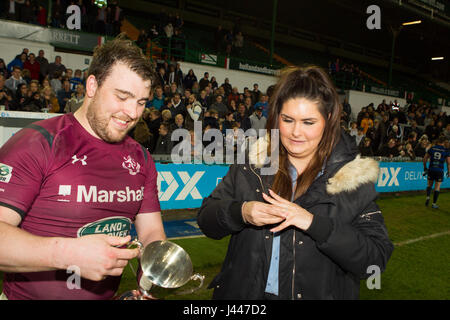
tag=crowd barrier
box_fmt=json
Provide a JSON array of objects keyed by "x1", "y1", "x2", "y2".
[{"x1": 156, "y1": 160, "x2": 450, "y2": 210}]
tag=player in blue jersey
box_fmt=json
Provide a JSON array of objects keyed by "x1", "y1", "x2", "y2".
[{"x1": 423, "y1": 136, "x2": 450, "y2": 209}]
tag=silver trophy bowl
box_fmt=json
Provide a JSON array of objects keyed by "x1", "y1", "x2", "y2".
[{"x1": 118, "y1": 239, "x2": 204, "y2": 300}]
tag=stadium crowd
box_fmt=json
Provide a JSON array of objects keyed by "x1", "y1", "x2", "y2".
[
  {"x1": 1, "y1": 44, "x2": 449, "y2": 160},
  {"x1": 1, "y1": 0, "x2": 124, "y2": 36}
]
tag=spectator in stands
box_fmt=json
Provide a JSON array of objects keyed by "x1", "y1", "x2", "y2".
[
  {"x1": 149, "y1": 85, "x2": 165, "y2": 111},
  {"x1": 221, "y1": 78, "x2": 232, "y2": 97},
  {"x1": 348, "y1": 121, "x2": 358, "y2": 137},
  {"x1": 23, "y1": 89, "x2": 42, "y2": 112},
  {"x1": 197, "y1": 89, "x2": 209, "y2": 110},
  {"x1": 443, "y1": 124, "x2": 450, "y2": 141},
  {"x1": 41, "y1": 85, "x2": 60, "y2": 113},
  {"x1": 209, "y1": 95, "x2": 228, "y2": 119},
  {"x1": 7, "y1": 52, "x2": 27, "y2": 73},
  {"x1": 153, "y1": 122, "x2": 173, "y2": 155},
  {"x1": 214, "y1": 25, "x2": 225, "y2": 53},
  {"x1": 167, "y1": 82, "x2": 179, "y2": 99},
  {"x1": 23, "y1": 53, "x2": 40, "y2": 81},
  {"x1": 251, "y1": 83, "x2": 262, "y2": 104},
  {"x1": 234, "y1": 102, "x2": 251, "y2": 132},
  {"x1": 365, "y1": 119, "x2": 382, "y2": 153},
  {"x1": 37, "y1": 4, "x2": 47, "y2": 26},
  {"x1": 136, "y1": 29, "x2": 149, "y2": 50},
  {"x1": 5, "y1": 66, "x2": 25, "y2": 96},
  {"x1": 379, "y1": 138, "x2": 399, "y2": 158},
  {"x1": 35, "y1": 50, "x2": 49, "y2": 83},
  {"x1": 20, "y1": 0, "x2": 34, "y2": 24},
  {"x1": 404, "y1": 120, "x2": 423, "y2": 139},
  {"x1": 249, "y1": 106, "x2": 267, "y2": 136},
  {"x1": 360, "y1": 113, "x2": 373, "y2": 135},
  {"x1": 50, "y1": 71, "x2": 63, "y2": 93},
  {"x1": 64, "y1": 83, "x2": 85, "y2": 113},
  {"x1": 185, "y1": 94, "x2": 203, "y2": 131},
  {"x1": 133, "y1": 114, "x2": 153, "y2": 150},
  {"x1": 342, "y1": 98, "x2": 351, "y2": 122},
  {"x1": 95, "y1": 4, "x2": 107, "y2": 34},
  {"x1": 405, "y1": 132, "x2": 418, "y2": 149},
  {"x1": 222, "y1": 112, "x2": 234, "y2": 135},
  {"x1": 157, "y1": 67, "x2": 167, "y2": 87},
  {"x1": 145, "y1": 109, "x2": 161, "y2": 152},
  {"x1": 170, "y1": 113, "x2": 185, "y2": 133},
  {"x1": 169, "y1": 93, "x2": 186, "y2": 118},
  {"x1": 51, "y1": 0, "x2": 64, "y2": 28},
  {"x1": 183, "y1": 69, "x2": 197, "y2": 91},
  {"x1": 203, "y1": 110, "x2": 220, "y2": 130},
  {"x1": 21, "y1": 69, "x2": 31, "y2": 84},
  {"x1": 48, "y1": 56, "x2": 66, "y2": 80},
  {"x1": 57, "y1": 78, "x2": 73, "y2": 112},
  {"x1": 400, "y1": 142, "x2": 416, "y2": 161},
  {"x1": 149, "y1": 24, "x2": 159, "y2": 40},
  {"x1": 254, "y1": 94, "x2": 269, "y2": 119},
  {"x1": 70, "y1": 69, "x2": 83, "y2": 91},
  {"x1": 425, "y1": 119, "x2": 440, "y2": 142},
  {"x1": 6, "y1": 0, "x2": 18, "y2": 20},
  {"x1": 199, "y1": 72, "x2": 210, "y2": 91},
  {"x1": 355, "y1": 127, "x2": 365, "y2": 146},
  {"x1": 233, "y1": 31, "x2": 244, "y2": 55},
  {"x1": 191, "y1": 81, "x2": 200, "y2": 95},
  {"x1": 210, "y1": 76, "x2": 218, "y2": 91},
  {"x1": 0, "y1": 59, "x2": 9, "y2": 79},
  {"x1": 227, "y1": 86, "x2": 239, "y2": 106},
  {"x1": 0, "y1": 75, "x2": 13, "y2": 109},
  {"x1": 11, "y1": 83, "x2": 29, "y2": 111},
  {"x1": 359, "y1": 137, "x2": 374, "y2": 157},
  {"x1": 387, "y1": 124, "x2": 402, "y2": 142},
  {"x1": 244, "y1": 96, "x2": 254, "y2": 116},
  {"x1": 227, "y1": 98, "x2": 238, "y2": 114},
  {"x1": 29, "y1": 79, "x2": 39, "y2": 96}
]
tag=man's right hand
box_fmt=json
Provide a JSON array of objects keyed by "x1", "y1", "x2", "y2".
[{"x1": 54, "y1": 234, "x2": 139, "y2": 281}]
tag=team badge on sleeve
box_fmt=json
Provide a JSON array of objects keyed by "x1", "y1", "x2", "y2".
[{"x1": 0, "y1": 163, "x2": 13, "y2": 183}]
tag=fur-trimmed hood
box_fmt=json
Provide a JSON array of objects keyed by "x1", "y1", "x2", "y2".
[{"x1": 247, "y1": 131, "x2": 379, "y2": 195}]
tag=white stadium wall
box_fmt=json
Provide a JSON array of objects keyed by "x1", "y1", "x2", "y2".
[
  {"x1": 0, "y1": 37, "x2": 92, "y2": 74},
  {"x1": 179, "y1": 61, "x2": 278, "y2": 94},
  {"x1": 347, "y1": 90, "x2": 407, "y2": 120}
]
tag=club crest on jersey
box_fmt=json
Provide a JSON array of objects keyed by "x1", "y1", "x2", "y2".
[{"x1": 122, "y1": 155, "x2": 140, "y2": 175}]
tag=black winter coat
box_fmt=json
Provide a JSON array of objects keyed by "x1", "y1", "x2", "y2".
[{"x1": 197, "y1": 131, "x2": 394, "y2": 300}]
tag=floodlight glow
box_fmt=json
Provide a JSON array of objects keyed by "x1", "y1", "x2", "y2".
[
  {"x1": 402, "y1": 20, "x2": 422, "y2": 26},
  {"x1": 431, "y1": 57, "x2": 444, "y2": 61}
]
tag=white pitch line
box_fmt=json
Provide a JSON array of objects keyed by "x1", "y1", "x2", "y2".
[{"x1": 394, "y1": 230, "x2": 450, "y2": 247}]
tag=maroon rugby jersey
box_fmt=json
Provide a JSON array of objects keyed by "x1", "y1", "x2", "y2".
[{"x1": 0, "y1": 113, "x2": 161, "y2": 300}]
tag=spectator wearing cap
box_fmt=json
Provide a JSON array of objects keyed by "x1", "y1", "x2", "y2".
[
  {"x1": 249, "y1": 105, "x2": 267, "y2": 137},
  {"x1": 253, "y1": 94, "x2": 269, "y2": 118}
]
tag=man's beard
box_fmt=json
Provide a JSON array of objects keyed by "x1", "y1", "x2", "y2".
[{"x1": 86, "y1": 96, "x2": 135, "y2": 143}]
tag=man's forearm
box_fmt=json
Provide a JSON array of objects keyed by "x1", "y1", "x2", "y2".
[{"x1": 0, "y1": 221, "x2": 64, "y2": 273}]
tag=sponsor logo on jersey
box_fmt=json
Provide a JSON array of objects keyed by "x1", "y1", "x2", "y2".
[
  {"x1": 76, "y1": 185, "x2": 144, "y2": 203},
  {"x1": 122, "y1": 155, "x2": 140, "y2": 175},
  {"x1": 77, "y1": 216, "x2": 132, "y2": 237},
  {"x1": 72, "y1": 155, "x2": 87, "y2": 165},
  {"x1": 0, "y1": 163, "x2": 13, "y2": 183}
]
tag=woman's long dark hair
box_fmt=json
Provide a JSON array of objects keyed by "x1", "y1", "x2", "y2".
[{"x1": 267, "y1": 65, "x2": 342, "y2": 200}]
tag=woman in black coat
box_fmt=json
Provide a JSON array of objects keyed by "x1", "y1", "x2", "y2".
[{"x1": 197, "y1": 66, "x2": 393, "y2": 300}]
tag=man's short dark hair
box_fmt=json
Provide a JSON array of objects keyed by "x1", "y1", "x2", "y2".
[{"x1": 88, "y1": 34, "x2": 155, "y2": 88}]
